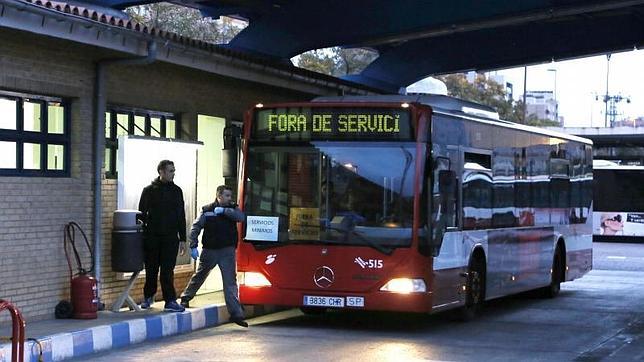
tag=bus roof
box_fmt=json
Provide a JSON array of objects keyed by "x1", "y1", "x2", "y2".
[
  {"x1": 314, "y1": 94, "x2": 499, "y2": 119},
  {"x1": 312, "y1": 94, "x2": 592, "y2": 146},
  {"x1": 593, "y1": 159, "x2": 620, "y2": 168}
]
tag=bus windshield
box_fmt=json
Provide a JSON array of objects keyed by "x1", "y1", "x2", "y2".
[{"x1": 243, "y1": 141, "x2": 421, "y2": 250}]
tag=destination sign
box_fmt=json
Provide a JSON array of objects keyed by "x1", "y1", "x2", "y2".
[{"x1": 252, "y1": 107, "x2": 413, "y2": 141}]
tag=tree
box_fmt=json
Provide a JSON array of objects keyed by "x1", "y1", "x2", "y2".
[
  {"x1": 125, "y1": 3, "x2": 243, "y2": 43},
  {"x1": 126, "y1": 5, "x2": 378, "y2": 77},
  {"x1": 524, "y1": 113, "x2": 561, "y2": 127},
  {"x1": 436, "y1": 74, "x2": 558, "y2": 126},
  {"x1": 295, "y1": 49, "x2": 339, "y2": 75},
  {"x1": 333, "y1": 48, "x2": 378, "y2": 76},
  {"x1": 293, "y1": 47, "x2": 377, "y2": 76},
  {"x1": 436, "y1": 73, "x2": 516, "y2": 121}
]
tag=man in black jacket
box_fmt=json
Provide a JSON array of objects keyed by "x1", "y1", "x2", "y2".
[
  {"x1": 138, "y1": 159, "x2": 187, "y2": 313},
  {"x1": 180, "y1": 185, "x2": 248, "y2": 327}
]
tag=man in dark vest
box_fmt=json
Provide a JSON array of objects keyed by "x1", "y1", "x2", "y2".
[
  {"x1": 138, "y1": 159, "x2": 187, "y2": 312},
  {"x1": 180, "y1": 185, "x2": 248, "y2": 327}
]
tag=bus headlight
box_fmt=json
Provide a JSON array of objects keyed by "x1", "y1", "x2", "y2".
[
  {"x1": 239, "y1": 272, "x2": 272, "y2": 287},
  {"x1": 380, "y1": 278, "x2": 426, "y2": 293}
]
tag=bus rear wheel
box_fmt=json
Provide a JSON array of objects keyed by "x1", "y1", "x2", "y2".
[
  {"x1": 459, "y1": 258, "x2": 485, "y2": 321},
  {"x1": 541, "y1": 248, "x2": 563, "y2": 298}
]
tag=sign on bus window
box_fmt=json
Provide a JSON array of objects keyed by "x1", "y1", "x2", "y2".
[{"x1": 245, "y1": 216, "x2": 279, "y2": 241}]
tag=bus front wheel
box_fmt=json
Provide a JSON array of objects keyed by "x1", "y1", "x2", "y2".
[
  {"x1": 459, "y1": 258, "x2": 486, "y2": 321},
  {"x1": 541, "y1": 247, "x2": 563, "y2": 298}
]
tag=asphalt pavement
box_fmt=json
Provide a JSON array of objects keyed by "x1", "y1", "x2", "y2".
[{"x1": 77, "y1": 242, "x2": 644, "y2": 362}]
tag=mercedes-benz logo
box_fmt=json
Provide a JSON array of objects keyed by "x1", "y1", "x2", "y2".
[{"x1": 313, "y1": 266, "x2": 335, "y2": 288}]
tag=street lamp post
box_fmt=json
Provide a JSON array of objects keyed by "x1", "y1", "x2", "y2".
[
  {"x1": 547, "y1": 68, "x2": 557, "y2": 123},
  {"x1": 523, "y1": 66, "x2": 527, "y2": 123},
  {"x1": 604, "y1": 54, "x2": 611, "y2": 127}
]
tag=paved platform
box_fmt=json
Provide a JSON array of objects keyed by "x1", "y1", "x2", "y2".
[{"x1": 0, "y1": 292, "x2": 279, "y2": 362}]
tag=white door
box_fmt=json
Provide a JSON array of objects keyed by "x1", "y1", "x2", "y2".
[{"x1": 196, "y1": 115, "x2": 226, "y2": 294}]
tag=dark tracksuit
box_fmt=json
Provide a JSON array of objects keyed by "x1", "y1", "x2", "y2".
[
  {"x1": 181, "y1": 201, "x2": 245, "y2": 318},
  {"x1": 138, "y1": 178, "x2": 186, "y2": 302}
]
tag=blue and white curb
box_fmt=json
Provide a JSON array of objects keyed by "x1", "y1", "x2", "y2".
[{"x1": 0, "y1": 305, "x2": 276, "y2": 362}]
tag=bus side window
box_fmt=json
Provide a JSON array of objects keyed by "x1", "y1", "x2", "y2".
[
  {"x1": 429, "y1": 166, "x2": 457, "y2": 256},
  {"x1": 438, "y1": 170, "x2": 457, "y2": 228}
]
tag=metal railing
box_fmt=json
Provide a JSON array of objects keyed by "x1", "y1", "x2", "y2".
[{"x1": 0, "y1": 300, "x2": 25, "y2": 362}]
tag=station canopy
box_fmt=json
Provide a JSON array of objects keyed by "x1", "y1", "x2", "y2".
[{"x1": 81, "y1": 0, "x2": 644, "y2": 93}]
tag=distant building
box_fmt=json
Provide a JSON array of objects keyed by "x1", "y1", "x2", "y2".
[
  {"x1": 614, "y1": 116, "x2": 644, "y2": 127},
  {"x1": 526, "y1": 90, "x2": 560, "y2": 125},
  {"x1": 467, "y1": 71, "x2": 513, "y2": 101},
  {"x1": 488, "y1": 74, "x2": 513, "y2": 100}
]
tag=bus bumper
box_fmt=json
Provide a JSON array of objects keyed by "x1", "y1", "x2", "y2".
[{"x1": 240, "y1": 286, "x2": 433, "y2": 313}]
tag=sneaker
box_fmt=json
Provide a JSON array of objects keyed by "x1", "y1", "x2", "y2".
[
  {"x1": 140, "y1": 297, "x2": 153, "y2": 309},
  {"x1": 230, "y1": 316, "x2": 248, "y2": 328},
  {"x1": 180, "y1": 298, "x2": 190, "y2": 308},
  {"x1": 163, "y1": 300, "x2": 186, "y2": 313}
]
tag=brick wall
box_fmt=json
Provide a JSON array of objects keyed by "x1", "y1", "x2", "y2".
[
  {"x1": 0, "y1": 28, "x2": 95, "y2": 323},
  {"x1": 0, "y1": 26, "x2": 313, "y2": 323}
]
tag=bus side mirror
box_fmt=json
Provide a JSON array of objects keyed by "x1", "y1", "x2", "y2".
[
  {"x1": 438, "y1": 170, "x2": 456, "y2": 195},
  {"x1": 222, "y1": 125, "x2": 242, "y2": 178}
]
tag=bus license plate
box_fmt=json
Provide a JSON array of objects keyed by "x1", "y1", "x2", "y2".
[
  {"x1": 303, "y1": 295, "x2": 345, "y2": 308},
  {"x1": 346, "y1": 296, "x2": 364, "y2": 307}
]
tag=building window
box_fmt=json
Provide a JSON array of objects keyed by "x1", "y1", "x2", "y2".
[
  {"x1": 0, "y1": 92, "x2": 70, "y2": 177},
  {"x1": 105, "y1": 107, "x2": 179, "y2": 178}
]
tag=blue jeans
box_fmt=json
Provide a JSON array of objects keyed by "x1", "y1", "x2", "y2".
[{"x1": 180, "y1": 246, "x2": 243, "y2": 318}]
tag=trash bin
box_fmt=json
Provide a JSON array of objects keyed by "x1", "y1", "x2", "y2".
[
  {"x1": 111, "y1": 210, "x2": 144, "y2": 272},
  {"x1": 111, "y1": 229, "x2": 144, "y2": 272},
  {"x1": 113, "y1": 209, "x2": 142, "y2": 230}
]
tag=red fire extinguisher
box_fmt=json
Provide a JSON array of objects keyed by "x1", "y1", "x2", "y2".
[{"x1": 64, "y1": 222, "x2": 98, "y2": 319}]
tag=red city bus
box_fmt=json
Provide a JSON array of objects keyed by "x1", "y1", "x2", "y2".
[{"x1": 236, "y1": 94, "x2": 593, "y2": 317}]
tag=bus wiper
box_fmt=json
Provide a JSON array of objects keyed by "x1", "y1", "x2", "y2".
[
  {"x1": 253, "y1": 240, "x2": 330, "y2": 250},
  {"x1": 324, "y1": 225, "x2": 394, "y2": 255},
  {"x1": 253, "y1": 242, "x2": 289, "y2": 250},
  {"x1": 289, "y1": 222, "x2": 394, "y2": 255},
  {"x1": 252, "y1": 239, "x2": 343, "y2": 249}
]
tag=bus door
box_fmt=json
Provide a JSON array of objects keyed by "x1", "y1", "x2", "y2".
[{"x1": 429, "y1": 152, "x2": 463, "y2": 309}]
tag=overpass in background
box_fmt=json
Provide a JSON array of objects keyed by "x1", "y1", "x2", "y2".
[
  {"x1": 549, "y1": 126, "x2": 644, "y2": 164},
  {"x1": 78, "y1": 0, "x2": 644, "y2": 94}
]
